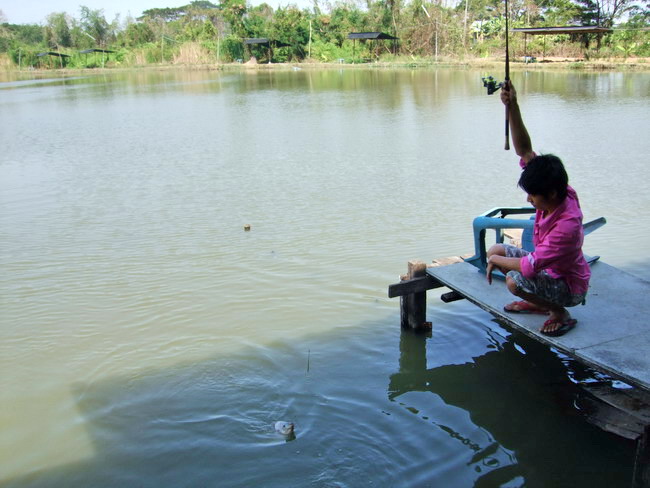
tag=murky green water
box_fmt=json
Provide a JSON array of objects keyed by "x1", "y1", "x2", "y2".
[{"x1": 1, "y1": 67, "x2": 649, "y2": 487}]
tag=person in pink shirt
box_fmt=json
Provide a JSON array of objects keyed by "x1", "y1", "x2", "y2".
[{"x1": 486, "y1": 80, "x2": 590, "y2": 337}]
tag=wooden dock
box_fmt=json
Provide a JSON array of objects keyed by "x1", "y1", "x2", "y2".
[{"x1": 389, "y1": 258, "x2": 650, "y2": 487}]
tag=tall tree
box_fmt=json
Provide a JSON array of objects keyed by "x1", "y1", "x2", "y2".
[
  {"x1": 44, "y1": 12, "x2": 72, "y2": 48},
  {"x1": 572, "y1": 0, "x2": 643, "y2": 26},
  {"x1": 123, "y1": 21, "x2": 156, "y2": 46},
  {"x1": 79, "y1": 6, "x2": 113, "y2": 46},
  {"x1": 139, "y1": 7, "x2": 185, "y2": 22},
  {"x1": 220, "y1": 0, "x2": 247, "y2": 37},
  {"x1": 269, "y1": 6, "x2": 310, "y2": 59}
]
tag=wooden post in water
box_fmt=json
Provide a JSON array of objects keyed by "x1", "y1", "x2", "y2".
[
  {"x1": 400, "y1": 260, "x2": 428, "y2": 329},
  {"x1": 633, "y1": 424, "x2": 650, "y2": 488}
]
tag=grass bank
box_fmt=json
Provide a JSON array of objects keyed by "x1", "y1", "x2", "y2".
[{"x1": 1, "y1": 53, "x2": 649, "y2": 79}]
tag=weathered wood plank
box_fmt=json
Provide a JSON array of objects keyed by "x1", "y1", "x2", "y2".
[
  {"x1": 401, "y1": 260, "x2": 428, "y2": 330},
  {"x1": 430, "y1": 255, "x2": 471, "y2": 267},
  {"x1": 441, "y1": 290, "x2": 465, "y2": 303},
  {"x1": 427, "y1": 261, "x2": 650, "y2": 391},
  {"x1": 633, "y1": 425, "x2": 650, "y2": 488},
  {"x1": 388, "y1": 275, "x2": 442, "y2": 298},
  {"x1": 388, "y1": 255, "x2": 470, "y2": 298},
  {"x1": 578, "y1": 392, "x2": 646, "y2": 440},
  {"x1": 584, "y1": 384, "x2": 650, "y2": 424}
]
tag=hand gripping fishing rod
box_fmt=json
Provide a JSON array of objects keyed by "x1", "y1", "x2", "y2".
[{"x1": 481, "y1": 0, "x2": 510, "y2": 150}]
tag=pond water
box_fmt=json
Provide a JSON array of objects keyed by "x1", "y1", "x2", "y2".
[{"x1": 1, "y1": 67, "x2": 649, "y2": 487}]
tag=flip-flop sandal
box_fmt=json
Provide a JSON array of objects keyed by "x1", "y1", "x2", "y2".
[
  {"x1": 541, "y1": 318, "x2": 577, "y2": 337},
  {"x1": 503, "y1": 300, "x2": 549, "y2": 314}
]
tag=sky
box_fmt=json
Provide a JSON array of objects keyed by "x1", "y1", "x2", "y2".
[{"x1": 1, "y1": 0, "x2": 313, "y2": 25}]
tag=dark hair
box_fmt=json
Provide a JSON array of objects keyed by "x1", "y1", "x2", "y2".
[{"x1": 518, "y1": 154, "x2": 568, "y2": 201}]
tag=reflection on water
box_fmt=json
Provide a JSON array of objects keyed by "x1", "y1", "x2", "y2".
[
  {"x1": 390, "y1": 315, "x2": 634, "y2": 487},
  {"x1": 1, "y1": 68, "x2": 648, "y2": 486},
  {"x1": 1, "y1": 307, "x2": 634, "y2": 487}
]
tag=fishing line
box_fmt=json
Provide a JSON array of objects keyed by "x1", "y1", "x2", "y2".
[{"x1": 480, "y1": 0, "x2": 511, "y2": 150}]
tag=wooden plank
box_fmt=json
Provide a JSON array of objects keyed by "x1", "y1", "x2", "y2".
[
  {"x1": 427, "y1": 261, "x2": 650, "y2": 391},
  {"x1": 584, "y1": 384, "x2": 650, "y2": 424},
  {"x1": 388, "y1": 255, "x2": 469, "y2": 298},
  {"x1": 430, "y1": 255, "x2": 471, "y2": 267},
  {"x1": 388, "y1": 275, "x2": 442, "y2": 298},
  {"x1": 578, "y1": 393, "x2": 646, "y2": 440},
  {"x1": 503, "y1": 228, "x2": 523, "y2": 247},
  {"x1": 441, "y1": 290, "x2": 465, "y2": 303}
]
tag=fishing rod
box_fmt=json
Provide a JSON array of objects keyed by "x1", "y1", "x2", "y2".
[
  {"x1": 504, "y1": 0, "x2": 510, "y2": 150},
  {"x1": 481, "y1": 0, "x2": 510, "y2": 150}
]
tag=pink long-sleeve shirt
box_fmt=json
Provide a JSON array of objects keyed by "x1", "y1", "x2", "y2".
[{"x1": 518, "y1": 161, "x2": 591, "y2": 295}]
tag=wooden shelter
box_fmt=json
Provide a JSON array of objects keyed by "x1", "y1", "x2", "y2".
[
  {"x1": 79, "y1": 48, "x2": 115, "y2": 68},
  {"x1": 347, "y1": 32, "x2": 399, "y2": 61},
  {"x1": 36, "y1": 51, "x2": 71, "y2": 69},
  {"x1": 512, "y1": 25, "x2": 613, "y2": 60}
]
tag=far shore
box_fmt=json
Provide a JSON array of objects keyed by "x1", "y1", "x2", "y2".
[{"x1": 1, "y1": 55, "x2": 649, "y2": 78}]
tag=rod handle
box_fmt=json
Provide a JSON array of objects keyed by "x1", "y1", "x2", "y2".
[{"x1": 504, "y1": 106, "x2": 510, "y2": 150}]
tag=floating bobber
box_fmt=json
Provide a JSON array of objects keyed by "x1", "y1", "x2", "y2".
[{"x1": 274, "y1": 421, "x2": 294, "y2": 436}]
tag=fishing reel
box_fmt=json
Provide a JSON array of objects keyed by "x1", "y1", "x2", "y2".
[{"x1": 481, "y1": 76, "x2": 503, "y2": 95}]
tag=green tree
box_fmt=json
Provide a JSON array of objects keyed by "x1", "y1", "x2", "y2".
[
  {"x1": 123, "y1": 21, "x2": 156, "y2": 46},
  {"x1": 44, "y1": 13, "x2": 73, "y2": 48},
  {"x1": 79, "y1": 6, "x2": 113, "y2": 46},
  {"x1": 573, "y1": 0, "x2": 642, "y2": 26},
  {"x1": 325, "y1": 4, "x2": 366, "y2": 47},
  {"x1": 221, "y1": 0, "x2": 247, "y2": 37},
  {"x1": 538, "y1": 0, "x2": 583, "y2": 25},
  {"x1": 269, "y1": 6, "x2": 310, "y2": 60},
  {"x1": 200, "y1": 19, "x2": 218, "y2": 40},
  {"x1": 609, "y1": 12, "x2": 650, "y2": 56},
  {"x1": 189, "y1": 0, "x2": 220, "y2": 9},
  {"x1": 244, "y1": 3, "x2": 274, "y2": 39},
  {"x1": 139, "y1": 7, "x2": 186, "y2": 22}
]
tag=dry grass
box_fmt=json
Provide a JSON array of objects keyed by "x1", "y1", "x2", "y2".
[
  {"x1": 173, "y1": 42, "x2": 215, "y2": 65},
  {"x1": 0, "y1": 53, "x2": 14, "y2": 70}
]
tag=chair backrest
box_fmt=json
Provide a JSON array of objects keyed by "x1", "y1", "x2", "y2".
[{"x1": 522, "y1": 216, "x2": 535, "y2": 251}]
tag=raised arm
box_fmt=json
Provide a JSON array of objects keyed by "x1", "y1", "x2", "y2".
[{"x1": 501, "y1": 81, "x2": 535, "y2": 165}]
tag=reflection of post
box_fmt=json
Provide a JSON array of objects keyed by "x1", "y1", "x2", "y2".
[
  {"x1": 400, "y1": 260, "x2": 427, "y2": 329},
  {"x1": 398, "y1": 328, "x2": 427, "y2": 375},
  {"x1": 633, "y1": 425, "x2": 650, "y2": 488},
  {"x1": 308, "y1": 20, "x2": 312, "y2": 59}
]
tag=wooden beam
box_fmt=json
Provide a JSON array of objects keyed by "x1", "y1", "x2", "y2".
[
  {"x1": 584, "y1": 384, "x2": 650, "y2": 424},
  {"x1": 441, "y1": 290, "x2": 465, "y2": 303},
  {"x1": 400, "y1": 260, "x2": 428, "y2": 330},
  {"x1": 388, "y1": 275, "x2": 442, "y2": 298},
  {"x1": 388, "y1": 255, "x2": 470, "y2": 297},
  {"x1": 578, "y1": 393, "x2": 645, "y2": 440},
  {"x1": 633, "y1": 424, "x2": 650, "y2": 488}
]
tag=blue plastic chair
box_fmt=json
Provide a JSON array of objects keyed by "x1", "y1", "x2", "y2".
[{"x1": 464, "y1": 206, "x2": 606, "y2": 273}]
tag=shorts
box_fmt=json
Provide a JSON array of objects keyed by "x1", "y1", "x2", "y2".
[{"x1": 502, "y1": 244, "x2": 586, "y2": 308}]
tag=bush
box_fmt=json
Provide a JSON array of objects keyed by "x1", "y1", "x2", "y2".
[
  {"x1": 221, "y1": 35, "x2": 244, "y2": 62},
  {"x1": 309, "y1": 39, "x2": 359, "y2": 62}
]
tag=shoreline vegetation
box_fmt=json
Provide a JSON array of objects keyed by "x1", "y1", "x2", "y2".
[
  {"x1": 1, "y1": 0, "x2": 647, "y2": 75},
  {"x1": 2, "y1": 55, "x2": 649, "y2": 77}
]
